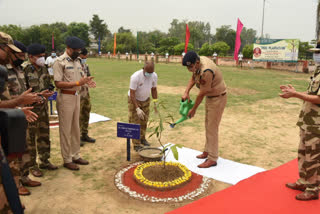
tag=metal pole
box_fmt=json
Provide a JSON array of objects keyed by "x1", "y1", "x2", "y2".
[
  {"x1": 261, "y1": 0, "x2": 266, "y2": 38},
  {"x1": 126, "y1": 138, "x2": 131, "y2": 161}
]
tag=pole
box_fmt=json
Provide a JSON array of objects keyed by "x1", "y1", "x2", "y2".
[
  {"x1": 126, "y1": 138, "x2": 131, "y2": 161},
  {"x1": 137, "y1": 31, "x2": 139, "y2": 59},
  {"x1": 261, "y1": 0, "x2": 266, "y2": 38}
]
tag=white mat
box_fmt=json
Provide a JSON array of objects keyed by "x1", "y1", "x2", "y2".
[
  {"x1": 50, "y1": 112, "x2": 111, "y2": 128},
  {"x1": 164, "y1": 144, "x2": 265, "y2": 185}
]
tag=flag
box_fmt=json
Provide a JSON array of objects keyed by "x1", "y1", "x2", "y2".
[
  {"x1": 52, "y1": 32, "x2": 54, "y2": 50},
  {"x1": 98, "y1": 36, "x2": 101, "y2": 53},
  {"x1": 184, "y1": 24, "x2": 190, "y2": 53},
  {"x1": 113, "y1": 33, "x2": 117, "y2": 56},
  {"x1": 234, "y1": 18, "x2": 243, "y2": 61}
]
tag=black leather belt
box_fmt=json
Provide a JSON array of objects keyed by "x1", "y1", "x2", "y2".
[{"x1": 207, "y1": 92, "x2": 227, "y2": 98}]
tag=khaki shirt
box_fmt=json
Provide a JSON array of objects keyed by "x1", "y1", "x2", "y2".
[
  {"x1": 193, "y1": 56, "x2": 226, "y2": 97},
  {"x1": 53, "y1": 52, "x2": 84, "y2": 91}
]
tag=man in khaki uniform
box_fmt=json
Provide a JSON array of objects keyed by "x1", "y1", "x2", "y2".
[
  {"x1": 128, "y1": 61, "x2": 158, "y2": 152},
  {"x1": 53, "y1": 36, "x2": 94, "y2": 171},
  {"x1": 182, "y1": 51, "x2": 227, "y2": 168}
]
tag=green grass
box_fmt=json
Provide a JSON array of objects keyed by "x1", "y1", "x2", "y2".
[{"x1": 88, "y1": 58, "x2": 309, "y2": 122}]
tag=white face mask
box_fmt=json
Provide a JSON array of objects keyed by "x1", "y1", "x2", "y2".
[
  {"x1": 81, "y1": 58, "x2": 87, "y2": 64},
  {"x1": 36, "y1": 56, "x2": 45, "y2": 67},
  {"x1": 144, "y1": 72, "x2": 153, "y2": 77}
]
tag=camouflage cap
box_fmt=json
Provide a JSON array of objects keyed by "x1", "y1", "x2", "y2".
[{"x1": 0, "y1": 32, "x2": 21, "y2": 52}]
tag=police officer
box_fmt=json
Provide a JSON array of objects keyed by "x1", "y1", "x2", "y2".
[
  {"x1": 23, "y1": 44, "x2": 57, "y2": 181},
  {"x1": 182, "y1": 51, "x2": 227, "y2": 168},
  {"x1": 79, "y1": 48, "x2": 96, "y2": 146},
  {"x1": 53, "y1": 36, "x2": 94, "y2": 171},
  {"x1": 128, "y1": 61, "x2": 158, "y2": 151},
  {"x1": 280, "y1": 45, "x2": 320, "y2": 200}
]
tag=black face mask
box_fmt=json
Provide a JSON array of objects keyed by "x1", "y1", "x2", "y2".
[
  {"x1": 13, "y1": 58, "x2": 24, "y2": 67},
  {"x1": 71, "y1": 51, "x2": 80, "y2": 60}
]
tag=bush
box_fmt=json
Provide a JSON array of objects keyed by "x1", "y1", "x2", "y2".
[
  {"x1": 243, "y1": 44, "x2": 254, "y2": 59},
  {"x1": 211, "y1": 42, "x2": 230, "y2": 56},
  {"x1": 199, "y1": 43, "x2": 212, "y2": 56},
  {"x1": 173, "y1": 43, "x2": 194, "y2": 55}
]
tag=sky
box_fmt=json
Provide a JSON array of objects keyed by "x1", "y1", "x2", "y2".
[{"x1": 0, "y1": 0, "x2": 318, "y2": 42}]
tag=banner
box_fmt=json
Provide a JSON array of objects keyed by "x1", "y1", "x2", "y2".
[
  {"x1": 234, "y1": 18, "x2": 243, "y2": 61},
  {"x1": 253, "y1": 39, "x2": 299, "y2": 62},
  {"x1": 184, "y1": 24, "x2": 190, "y2": 53}
]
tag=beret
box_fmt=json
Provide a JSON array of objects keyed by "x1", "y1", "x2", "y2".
[
  {"x1": 27, "y1": 43, "x2": 46, "y2": 55},
  {"x1": 14, "y1": 40, "x2": 27, "y2": 53},
  {"x1": 182, "y1": 51, "x2": 200, "y2": 66},
  {"x1": 65, "y1": 36, "x2": 85, "y2": 49}
]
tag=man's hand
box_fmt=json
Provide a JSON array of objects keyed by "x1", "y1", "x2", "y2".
[
  {"x1": 79, "y1": 76, "x2": 94, "y2": 86},
  {"x1": 181, "y1": 92, "x2": 190, "y2": 102},
  {"x1": 39, "y1": 89, "x2": 55, "y2": 98},
  {"x1": 87, "y1": 80, "x2": 96, "y2": 88},
  {"x1": 187, "y1": 107, "x2": 196, "y2": 119},
  {"x1": 136, "y1": 107, "x2": 145, "y2": 120},
  {"x1": 279, "y1": 84, "x2": 296, "y2": 99},
  {"x1": 18, "y1": 88, "x2": 42, "y2": 105},
  {"x1": 21, "y1": 107, "x2": 38, "y2": 123}
]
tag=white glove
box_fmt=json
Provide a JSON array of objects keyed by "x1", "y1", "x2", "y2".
[{"x1": 136, "y1": 107, "x2": 145, "y2": 120}]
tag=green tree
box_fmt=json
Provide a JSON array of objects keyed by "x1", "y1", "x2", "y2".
[
  {"x1": 215, "y1": 25, "x2": 236, "y2": 52},
  {"x1": 157, "y1": 37, "x2": 180, "y2": 55},
  {"x1": 118, "y1": 26, "x2": 131, "y2": 33},
  {"x1": 104, "y1": 32, "x2": 136, "y2": 53},
  {"x1": 211, "y1": 41, "x2": 230, "y2": 56},
  {"x1": 242, "y1": 44, "x2": 254, "y2": 59},
  {"x1": 0, "y1": 25, "x2": 25, "y2": 42},
  {"x1": 199, "y1": 42, "x2": 212, "y2": 56},
  {"x1": 67, "y1": 22, "x2": 90, "y2": 46},
  {"x1": 298, "y1": 41, "x2": 313, "y2": 60},
  {"x1": 241, "y1": 27, "x2": 257, "y2": 47},
  {"x1": 89, "y1": 14, "x2": 110, "y2": 40},
  {"x1": 173, "y1": 43, "x2": 194, "y2": 55}
]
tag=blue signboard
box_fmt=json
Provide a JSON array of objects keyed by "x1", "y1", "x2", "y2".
[
  {"x1": 117, "y1": 122, "x2": 140, "y2": 140},
  {"x1": 48, "y1": 92, "x2": 58, "y2": 101}
]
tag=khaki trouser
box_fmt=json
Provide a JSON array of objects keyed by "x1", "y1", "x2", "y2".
[
  {"x1": 297, "y1": 128, "x2": 320, "y2": 192},
  {"x1": 128, "y1": 97, "x2": 150, "y2": 145},
  {"x1": 56, "y1": 93, "x2": 81, "y2": 163},
  {"x1": 204, "y1": 94, "x2": 227, "y2": 161}
]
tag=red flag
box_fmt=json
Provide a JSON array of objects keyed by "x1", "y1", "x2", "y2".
[
  {"x1": 184, "y1": 24, "x2": 190, "y2": 53},
  {"x1": 113, "y1": 33, "x2": 117, "y2": 56},
  {"x1": 234, "y1": 18, "x2": 243, "y2": 61},
  {"x1": 52, "y1": 32, "x2": 54, "y2": 50}
]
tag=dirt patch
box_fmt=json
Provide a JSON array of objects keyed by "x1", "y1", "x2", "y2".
[
  {"x1": 142, "y1": 165, "x2": 184, "y2": 182},
  {"x1": 158, "y1": 85, "x2": 258, "y2": 96}
]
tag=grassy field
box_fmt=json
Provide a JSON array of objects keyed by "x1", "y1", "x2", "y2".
[{"x1": 23, "y1": 59, "x2": 312, "y2": 214}]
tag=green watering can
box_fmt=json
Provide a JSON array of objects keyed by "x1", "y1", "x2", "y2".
[{"x1": 170, "y1": 99, "x2": 195, "y2": 128}]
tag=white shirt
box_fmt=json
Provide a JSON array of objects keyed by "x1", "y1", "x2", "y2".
[
  {"x1": 165, "y1": 53, "x2": 169, "y2": 58},
  {"x1": 45, "y1": 56, "x2": 57, "y2": 75},
  {"x1": 128, "y1": 69, "x2": 158, "y2": 101},
  {"x1": 238, "y1": 54, "x2": 243, "y2": 60}
]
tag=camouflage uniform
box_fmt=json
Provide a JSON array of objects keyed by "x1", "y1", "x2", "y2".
[
  {"x1": 128, "y1": 97, "x2": 150, "y2": 145},
  {"x1": 80, "y1": 63, "x2": 91, "y2": 136},
  {"x1": 296, "y1": 67, "x2": 320, "y2": 194},
  {"x1": 23, "y1": 63, "x2": 51, "y2": 172}
]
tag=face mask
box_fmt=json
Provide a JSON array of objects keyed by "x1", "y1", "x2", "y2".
[
  {"x1": 13, "y1": 58, "x2": 24, "y2": 67},
  {"x1": 71, "y1": 51, "x2": 80, "y2": 60},
  {"x1": 81, "y1": 58, "x2": 87, "y2": 64},
  {"x1": 51, "y1": 53, "x2": 57, "y2": 57},
  {"x1": 36, "y1": 56, "x2": 45, "y2": 67},
  {"x1": 144, "y1": 72, "x2": 153, "y2": 77}
]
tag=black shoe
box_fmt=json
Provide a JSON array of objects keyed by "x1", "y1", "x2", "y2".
[
  {"x1": 80, "y1": 140, "x2": 85, "y2": 147},
  {"x1": 81, "y1": 134, "x2": 96, "y2": 143},
  {"x1": 134, "y1": 145, "x2": 144, "y2": 152},
  {"x1": 141, "y1": 139, "x2": 150, "y2": 146}
]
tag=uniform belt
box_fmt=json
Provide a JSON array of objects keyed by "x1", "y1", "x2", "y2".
[
  {"x1": 207, "y1": 92, "x2": 226, "y2": 98},
  {"x1": 61, "y1": 90, "x2": 78, "y2": 95}
]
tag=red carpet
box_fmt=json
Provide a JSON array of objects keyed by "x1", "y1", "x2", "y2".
[{"x1": 168, "y1": 159, "x2": 320, "y2": 214}]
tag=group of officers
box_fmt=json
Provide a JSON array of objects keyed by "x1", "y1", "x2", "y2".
[
  {"x1": 0, "y1": 32, "x2": 96, "y2": 212},
  {"x1": 1, "y1": 29, "x2": 320, "y2": 213}
]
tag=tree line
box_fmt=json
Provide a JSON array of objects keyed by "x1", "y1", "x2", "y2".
[{"x1": 0, "y1": 14, "x2": 312, "y2": 59}]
